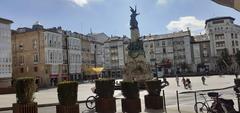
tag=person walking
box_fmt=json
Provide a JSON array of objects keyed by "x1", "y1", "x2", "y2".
[
  {"x1": 176, "y1": 76, "x2": 180, "y2": 86},
  {"x1": 182, "y1": 77, "x2": 186, "y2": 89},
  {"x1": 201, "y1": 76, "x2": 206, "y2": 85},
  {"x1": 186, "y1": 78, "x2": 192, "y2": 90}
]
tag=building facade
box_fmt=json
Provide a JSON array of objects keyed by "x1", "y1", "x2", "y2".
[
  {"x1": 12, "y1": 23, "x2": 65, "y2": 87},
  {"x1": 103, "y1": 36, "x2": 129, "y2": 78},
  {"x1": 64, "y1": 31, "x2": 82, "y2": 81},
  {"x1": 80, "y1": 36, "x2": 91, "y2": 77},
  {"x1": 0, "y1": 18, "x2": 13, "y2": 88},
  {"x1": 143, "y1": 31, "x2": 193, "y2": 75},
  {"x1": 192, "y1": 34, "x2": 212, "y2": 73},
  {"x1": 206, "y1": 17, "x2": 240, "y2": 57}
]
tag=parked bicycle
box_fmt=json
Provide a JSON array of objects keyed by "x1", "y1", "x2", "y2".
[
  {"x1": 85, "y1": 86, "x2": 98, "y2": 109},
  {"x1": 194, "y1": 92, "x2": 236, "y2": 113},
  {"x1": 85, "y1": 94, "x2": 98, "y2": 109}
]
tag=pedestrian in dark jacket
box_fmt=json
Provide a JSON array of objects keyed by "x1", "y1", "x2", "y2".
[
  {"x1": 182, "y1": 77, "x2": 186, "y2": 89},
  {"x1": 201, "y1": 76, "x2": 206, "y2": 85},
  {"x1": 186, "y1": 78, "x2": 192, "y2": 90}
]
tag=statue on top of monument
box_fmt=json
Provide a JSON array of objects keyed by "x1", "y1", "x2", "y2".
[{"x1": 130, "y1": 6, "x2": 140, "y2": 29}]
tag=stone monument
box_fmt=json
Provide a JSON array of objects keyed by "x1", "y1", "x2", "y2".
[{"x1": 123, "y1": 6, "x2": 152, "y2": 81}]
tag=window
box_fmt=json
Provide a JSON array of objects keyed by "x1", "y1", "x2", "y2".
[
  {"x1": 20, "y1": 68, "x2": 24, "y2": 73},
  {"x1": 231, "y1": 33, "x2": 234, "y2": 39},
  {"x1": 232, "y1": 40, "x2": 235, "y2": 46},
  {"x1": 19, "y1": 43, "x2": 23, "y2": 50},
  {"x1": 233, "y1": 48, "x2": 236, "y2": 54},
  {"x1": 216, "y1": 41, "x2": 225, "y2": 47},
  {"x1": 236, "y1": 41, "x2": 239, "y2": 46},
  {"x1": 34, "y1": 67, "x2": 38, "y2": 72},
  {"x1": 163, "y1": 48, "x2": 166, "y2": 54},
  {"x1": 213, "y1": 20, "x2": 224, "y2": 24},
  {"x1": 20, "y1": 56, "x2": 24, "y2": 65},
  {"x1": 162, "y1": 41, "x2": 165, "y2": 46},
  {"x1": 150, "y1": 43, "x2": 153, "y2": 48},
  {"x1": 33, "y1": 40, "x2": 37, "y2": 49},
  {"x1": 34, "y1": 53, "x2": 39, "y2": 63},
  {"x1": 215, "y1": 34, "x2": 225, "y2": 40}
]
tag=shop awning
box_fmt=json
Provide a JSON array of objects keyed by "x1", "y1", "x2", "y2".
[{"x1": 85, "y1": 67, "x2": 104, "y2": 75}]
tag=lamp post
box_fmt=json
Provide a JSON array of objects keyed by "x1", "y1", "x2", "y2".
[{"x1": 155, "y1": 63, "x2": 158, "y2": 80}]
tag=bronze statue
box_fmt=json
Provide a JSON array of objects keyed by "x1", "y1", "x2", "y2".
[{"x1": 130, "y1": 6, "x2": 140, "y2": 29}]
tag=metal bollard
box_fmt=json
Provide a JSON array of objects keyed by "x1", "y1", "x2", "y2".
[
  {"x1": 176, "y1": 90, "x2": 181, "y2": 113},
  {"x1": 163, "y1": 90, "x2": 167, "y2": 113},
  {"x1": 194, "y1": 92, "x2": 198, "y2": 113}
]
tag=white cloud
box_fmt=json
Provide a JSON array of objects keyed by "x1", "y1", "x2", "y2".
[
  {"x1": 166, "y1": 16, "x2": 205, "y2": 33},
  {"x1": 70, "y1": 0, "x2": 103, "y2": 7},
  {"x1": 157, "y1": 0, "x2": 168, "y2": 5}
]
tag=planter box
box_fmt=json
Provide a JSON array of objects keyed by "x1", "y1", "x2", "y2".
[
  {"x1": 96, "y1": 98, "x2": 116, "y2": 113},
  {"x1": 144, "y1": 95, "x2": 163, "y2": 109},
  {"x1": 122, "y1": 98, "x2": 141, "y2": 113},
  {"x1": 56, "y1": 104, "x2": 79, "y2": 113},
  {"x1": 13, "y1": 102, "x2": 38, "y2": 113}
]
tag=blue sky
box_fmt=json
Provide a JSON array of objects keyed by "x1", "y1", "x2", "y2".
[{"x1": 1, "y1": 0, "x2": 240, "y2": 37}]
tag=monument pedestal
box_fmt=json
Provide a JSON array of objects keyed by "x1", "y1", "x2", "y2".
[{"x1": 123, "y1": 6, "x2": 152, "y2": 82}]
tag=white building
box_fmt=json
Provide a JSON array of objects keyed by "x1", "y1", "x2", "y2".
[
  {"x1": 44, "y1": 29, "x2": 64, "y2": 85},
  {"x1": 103, "y1": 36, "x2": 129, "y2": 78},
  {"x1": 0, "y1": 18, "x2": 13, "y2": 87},
  {"x1": 90, "y1": 41, "x2": 104, "y2": 67},
  {"x1": 88, "y1": 33, "x2": 108, "y2": 67},
  {"x1": 206, "y1": 17, "x2": 240, "y2": 57},
  {"x1": 64, "y1": 32, "x2": 82, "y2": 80},
  {"x1": 143, "y1": 31, "x2": 193, "y2": 75}
]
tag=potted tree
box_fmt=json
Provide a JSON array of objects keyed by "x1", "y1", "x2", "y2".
[
  {"x1": 57, "y1": 81, "x2": 79, "y2": 113},
  {"x1": 121, "y1": 81, "x2": 141, "y2": 113},
  {"x1": 144, "y1": 80, "x2": 165, "y2": 109},
  {"x1": 95, "y1": 78, "x2": 116, "y2": 113},
  {"x1": 13, "y1": 77, "x2": 37, "y2": 113}
]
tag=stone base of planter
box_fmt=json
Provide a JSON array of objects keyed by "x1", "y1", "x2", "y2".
[
  {"x1": 145, "y1": 95, "x2": 163, "y2": 109},
  {"x1": 13, "y1": 102, "x2": 38, "y2": 113},
  {"x1": 122, "y1": 98, "x2": 141, "y2": 113},
  {"x1": 56, "y1": 104, "x2": 79, "y2": 113},
  {"x1": 96, "y1": 97, "x2": 116, "y2": 113}
]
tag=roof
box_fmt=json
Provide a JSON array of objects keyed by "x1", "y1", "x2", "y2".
[
  {"x1": 143, "y1": 31, "x2": 191, "y2": 41},
  {"x1": 205, "y1": 16, "x2": 235, "y2": 24},
  {"x1": 192, "y1": 34, "x2": 210, "y2": 43},
  {"x1": 0, "y1": 17, "x2": 13, "y2": 24}
]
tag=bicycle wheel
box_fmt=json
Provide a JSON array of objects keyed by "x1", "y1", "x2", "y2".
[
  {"x1": 86, "y1": 96, "x2": 97, "y2": 109},
  {"x1": 194, "y1": 102, "x2": 209, "y2": 113}
]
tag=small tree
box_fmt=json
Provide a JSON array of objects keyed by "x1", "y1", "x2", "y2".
[
  {"x1": 217, "y1": 48, "x2": 232, "y2": 73},
  {"x1": 15, "y1": 77, "x2": 36, "y2": 104},
  {"x1": 221, "y1": 48, "x2": 232, "y2": 66}
]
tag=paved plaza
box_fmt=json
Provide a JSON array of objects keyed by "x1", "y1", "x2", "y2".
[{"x1": 0, "y1": 75, "x2": 237, "y2": 113}]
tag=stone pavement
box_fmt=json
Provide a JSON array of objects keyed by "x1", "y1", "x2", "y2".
[
  {"x1": 0, "y1": 75, "x2": 237, "y2": 113},
  {"x1": 0, "y1": 101, "x2": 193, "y2": 113}
]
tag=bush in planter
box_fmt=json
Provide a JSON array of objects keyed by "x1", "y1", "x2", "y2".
[
  {"x1": 57, "y1": 81, "x2": 78, "y2": 105},
  {"x1": 121, "y1": 81, "x2": 139, "y2": 99},
  {"x1": 145, "y1": 80, "x2": 162, "y2": 96},
  {"x1": 95, "y1": 78, "x2": 115, "y2": 98},
  {"x1": 15, "y1": 77, "x2": 36, "y2": 104}
]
